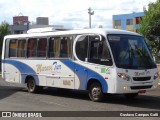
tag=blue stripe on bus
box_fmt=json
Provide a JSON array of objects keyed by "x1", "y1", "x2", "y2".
[
  {"x1": 3, "y1": 59, "x2": 108, "y2": 92},
  {"x1": 3, "y1": 60, "x2": 39, "y2": 84},
  {"x1": 61, "y1": 59, "x2": 108, "y2": 93}
]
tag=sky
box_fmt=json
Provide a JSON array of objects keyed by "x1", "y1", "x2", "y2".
[{"x1": 0, "y1": 0, "x2": 157, "y2": 29}]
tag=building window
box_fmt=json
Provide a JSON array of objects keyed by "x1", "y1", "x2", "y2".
[
  {"x1": 9, "y1": 39, "x2": 17, "y2": 57},
  {"x1": 17, "y1": 39, "x2": 26, "y2": 57},
  {"x1": 135, "y1": 17, "x2": 142, "y2": 24},
  {"x1": 115, "y1": 20, "x2": 121, "y2": 26},
  {"x1": 126, "y1": 19, "x2": 133, "y2": 25}
]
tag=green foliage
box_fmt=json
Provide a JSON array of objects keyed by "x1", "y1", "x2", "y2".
[
  {"x1": 0, "y1": 21, "x2": 11, "y2": 56},
  {"x1": 138, "y1": 0, "x2": 160, "y2": 63}
]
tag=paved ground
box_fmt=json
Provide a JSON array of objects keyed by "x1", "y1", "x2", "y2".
[{"x1": 0, "y1": 77, "x2": 159, "y2": 120}]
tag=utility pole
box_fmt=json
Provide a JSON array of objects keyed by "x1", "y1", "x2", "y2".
[{"x1": 88, "y1": 7, "x2": 94, "y2": 28}]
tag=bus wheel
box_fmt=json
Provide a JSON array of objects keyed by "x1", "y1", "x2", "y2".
[
  {"x1": 124, "y1": 93, "x2": 138, "y2": 99},
  {"x1": 89, "y1": 82, "x2": 104, "y2": 102},
  {"x1": 27, "y1": 77, "x2": 41, "y2": 93}
]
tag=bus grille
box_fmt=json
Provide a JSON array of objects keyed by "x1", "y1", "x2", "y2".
[
  {"x1": 132, "y1": 77, "x2": 151, "y2": 81},
  {"x1": 130, "y1": 85, "x2": 152, "y2": 90}
]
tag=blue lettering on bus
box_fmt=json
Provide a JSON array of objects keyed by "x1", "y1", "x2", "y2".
[{"x1": 53, "y1": 62, "x2": 61, "y2": 71}]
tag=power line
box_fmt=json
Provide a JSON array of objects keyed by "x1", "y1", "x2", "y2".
[
  {"x1": 51, "y1": 9, "x2": 87, "y2": 18},
  {"x1": 51, "y1": 8, "x2": 142, "y2": 19}
]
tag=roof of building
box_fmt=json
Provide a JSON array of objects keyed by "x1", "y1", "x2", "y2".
[{"x1": 113, "y1": 12, "x2": 144, "y2": 19}]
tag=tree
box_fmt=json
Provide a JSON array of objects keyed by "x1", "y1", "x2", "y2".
[
  {"x1": 138, "y1": 0, "x2": 160, "y2": 62},
  {"x1": 0, "y1": 21, "x2": 11, "y2": 56}
]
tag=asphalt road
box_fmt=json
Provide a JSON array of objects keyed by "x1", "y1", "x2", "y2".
[{"x1": 0, "y1": 77, "x2": 159, "y2": 120}]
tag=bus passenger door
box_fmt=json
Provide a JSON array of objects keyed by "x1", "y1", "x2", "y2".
[
  {"x1": 74, "y1": 63, "x2": 88, "y2": 90},
  {"x1": 74, "y1": 35, "x2": 89, "y2": 90}
]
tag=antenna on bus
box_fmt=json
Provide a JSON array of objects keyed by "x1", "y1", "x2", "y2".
[{"x1": 27, "y1": 27, "x2": 57, "y2": 34}]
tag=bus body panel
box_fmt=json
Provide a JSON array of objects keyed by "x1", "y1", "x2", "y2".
[
  {"x1": 3, "y1": 59, "x2": 76, "y2": 89},
  {"x1": 1, "y1": 28, "x2": 159, "y2": 95},
  {"x1": 115, "y1": 68, "x2": 158, "y2": 93},
  {"x1": 2, "y1": 59, "x2": 158, "y2": 94}
]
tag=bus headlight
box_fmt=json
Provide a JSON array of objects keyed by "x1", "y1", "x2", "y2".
[
  {"x1": 154, "y1": 72, "x2": 159, "y2": 80},
  {"x1": 118, "y1": 73, "x2": 130, "y2": 81}
]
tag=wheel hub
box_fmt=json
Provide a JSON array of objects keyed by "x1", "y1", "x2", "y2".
[
  {"x1": 92, "y1": 87, "x2": 101, "y2": 98},
  {"x1": 29, "y1": 81, "x2": 34, "y2": 90}
]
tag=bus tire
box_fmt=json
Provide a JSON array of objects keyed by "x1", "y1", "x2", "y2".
[
  {"x1": 124, "y1": 93, "x2": 138, "y2": 99},
  {"x1": 27, "y1": 77, "x2": 42, "y2": 93},
  {"x1": 88, "y1": 82, "x2": 104, "y2": 102}
]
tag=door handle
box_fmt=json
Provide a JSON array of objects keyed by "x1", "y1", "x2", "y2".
[
  {"x1": 75, "y1": 69, "x2": 78, "y2": 71},
  {"x1": 84, "y1": 69, "x2": 87, "y2": 71}
]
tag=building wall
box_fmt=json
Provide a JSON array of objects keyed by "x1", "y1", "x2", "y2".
[
  {"x1": 30, "y1": 25, "x2": 64, "y2": 29},
  {"x1": 112, "y1": 12, "x2": 144, "y2": 32},
  {"x1": 36, "y1": 17, "x2": 49, "y2": 25},
  {"x1": 13, "y1": 16, "x2": 28, "y2": 25},
  {"x1": 11, "y1": 24, "x2": 28, "y2": 34},
  {"x1": 11, "y1": 16, "x2": 64, "y2": 34},
  {"x1": 11, "y1": 15, "x2": 29, "y2": 34}
]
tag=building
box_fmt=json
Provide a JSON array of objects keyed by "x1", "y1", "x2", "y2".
[
  {"x1": 13, "y1": 15, "x2": 28, "y2": 25},
  {"x1": 30, "y1": 17, "x2": 63, "y2": 29},
  {"x1": 36, "y1": 17, "x2": 49, "y2": 25},
  {"x1": 112, "y1": 12, "x2": 144, "y2": 32},
  {"x1": 11, "y1": 15, "x2": 64, "y2": 34},
  {"x1": 11, "y1": 14, "x2": 29, "y2": 34}
]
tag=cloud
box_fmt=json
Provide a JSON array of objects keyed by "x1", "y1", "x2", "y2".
[{"x1": 0, "y1": 0, "x2": 157, "y2": 29}]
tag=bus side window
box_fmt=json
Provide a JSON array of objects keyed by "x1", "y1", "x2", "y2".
[
  {"x1": 17, "y1": 39, "x2": 26, "y2": 57},
  {"x1": 60, "y1": 37, "x2": 72, "y2": 58},
  {"x1": 48, "y1": 37, "x2": 60, "y2": 58},
  {"x1": 9, "y1": 39, "x2": 17, "y2": 57},
  {"x1": 88, "y1": 35, "x2": 112, "y2": 66},
  {"x1": 75, "y1": 36, "x2": 88, "y2": 61},
  {"x1": 37, "y1": 38, "x2": 47, "y2": 57},
  {"x1": 27, "y1": 38, "x2": 37, "y2": 57}
]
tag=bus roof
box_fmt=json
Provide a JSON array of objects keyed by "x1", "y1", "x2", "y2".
[{"x1": 4, "y1": 28, "x2": 141, "y2": 40}]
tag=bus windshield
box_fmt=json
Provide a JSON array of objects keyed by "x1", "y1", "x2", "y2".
[{"x1": 108, "y1": 34, "x2": 156, "y2": 69}]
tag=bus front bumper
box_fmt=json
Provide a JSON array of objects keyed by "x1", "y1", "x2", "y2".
[{"x1": 115, "y1": 81, "x2": 158, "y2": 94}]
